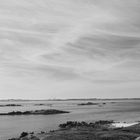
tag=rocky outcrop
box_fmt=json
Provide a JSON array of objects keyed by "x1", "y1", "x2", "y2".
[
  {"x1": 9, "y1": 121, "x2": 140, "y2": 140},
  {"x1": 59, "y1": 120, "x2": 114, "y2": 128}
]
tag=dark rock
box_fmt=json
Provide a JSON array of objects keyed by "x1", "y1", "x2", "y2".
[
  {"x1": 20, "y1": 132, "x2": 28, "y2": 138},
  {"x1": 59, "y1": 120, "x2": 114, "y2": 129},
  {"x1": 94, "y1": 120, "x2": 114, "y2": 125},
  {"x1": 50, "y1": 130, "x2": 55, "y2": 132},
  {"x1": 41, "y1": 131, "x2": 45, "y2": 134}
]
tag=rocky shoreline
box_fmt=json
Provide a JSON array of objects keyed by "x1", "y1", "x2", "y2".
[{"x1": 8, "y1": 120, "x2": 140, "y2": 140}]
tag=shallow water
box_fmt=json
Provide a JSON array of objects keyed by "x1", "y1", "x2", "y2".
[{"x1": 0, "y1": 99, "x2": 140, "y2": 139}]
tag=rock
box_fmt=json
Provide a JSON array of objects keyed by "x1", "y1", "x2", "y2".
[
  {"x1": 20, "y1": 132, "x2": 28, "y2": 138},
  {"x1": 59, "y1": 120, "x2": 114, "y2": 129},
  {"x1": 30, "y1": 132, "x2": 34, "y2": 135},
  {"x1": 41, "y1": 131, "x2": 45, "y2": 134}
]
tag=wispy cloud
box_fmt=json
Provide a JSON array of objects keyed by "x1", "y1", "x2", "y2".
[{"x1": 0, "y1": 0, "x2": 140, "y2": 98}]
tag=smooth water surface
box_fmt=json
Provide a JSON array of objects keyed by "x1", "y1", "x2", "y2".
[{"x1": 0, "y1": 99, "x2": 140, "y2": 139}]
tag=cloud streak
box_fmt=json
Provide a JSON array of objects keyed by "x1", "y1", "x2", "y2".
[{"x1": 0, "y1": 0, "x2": 140, "y2": 99}]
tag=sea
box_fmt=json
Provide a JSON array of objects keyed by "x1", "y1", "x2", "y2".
[{"x1": 0, "y1": 99, "x2": 140, "y2": 140}]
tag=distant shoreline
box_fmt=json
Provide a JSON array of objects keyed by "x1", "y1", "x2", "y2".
[{"x1": 0, "y1": 98, "x2": 140, "y2": 102}]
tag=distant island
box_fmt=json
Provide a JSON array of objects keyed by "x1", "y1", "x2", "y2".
[
  {"x1": 77, "y1": 102, "x2": 99, "y2": 106},
  {"x1": 77, "y1": 102, "x2": 107, "y2": 106},
  {"x1": 0, "y1": 109, "x2": 69, "y2": 115},
  {"x1": 0, "y1": 104, "x2": 22, "y2": 107}
]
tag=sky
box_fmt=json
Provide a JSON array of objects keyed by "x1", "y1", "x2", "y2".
[{"x1": 0, "y1": 0, "x2": 140, "y2": 99}]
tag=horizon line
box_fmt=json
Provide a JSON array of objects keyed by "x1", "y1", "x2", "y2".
[{"x1": 0, "y1": 97, "x2": 140, "y2": 101}]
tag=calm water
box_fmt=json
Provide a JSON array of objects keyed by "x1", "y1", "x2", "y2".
[{"x1": 0, "y1": 99, "x2": 140, "y2": 139}]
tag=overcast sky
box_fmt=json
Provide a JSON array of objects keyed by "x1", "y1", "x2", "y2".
[{"x1": 0, "y1": 0, "x2": 140, "y2": 99}]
